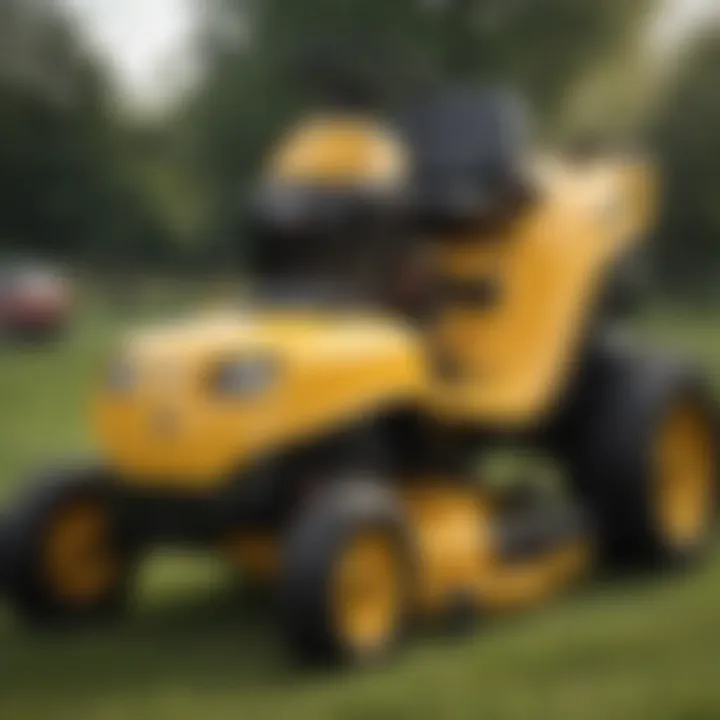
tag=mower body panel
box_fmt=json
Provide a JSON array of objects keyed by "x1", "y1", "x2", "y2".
[
  {"x1": 426, "y1": 157, "x2": 657, "y2": 428},
  {"x1": 268, "y1": 116, "x2": 409, "y2": 188},
  {"x1": 94, "y1": 311, "x2": 426, "y2": 490}
]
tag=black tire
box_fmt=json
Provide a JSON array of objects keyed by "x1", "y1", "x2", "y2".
[
  {"x1": 3, "y1": 466, "x2": 134, "y2": 625},
  {"x1": 279, "y1": 479, "x2": 413, "y2": 666},
  {"x1": 557, "y1": 337, "x2": 719, "y2": 568}
]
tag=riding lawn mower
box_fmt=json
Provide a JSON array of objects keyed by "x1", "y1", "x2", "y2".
[{"x1": 1, "y1": 85, "x2": 717, "y2": 666}]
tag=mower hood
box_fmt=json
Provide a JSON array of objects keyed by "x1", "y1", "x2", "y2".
[{"x1": 94, "y1": 309, "x2": 426, "y2": 488}]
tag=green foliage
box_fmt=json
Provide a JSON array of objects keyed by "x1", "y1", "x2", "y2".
[
  {"x1": 650, "y1": 28, "x2": 720, "y2": 297},
  {"x1": 0, "y1": 0, "x2": 172, "y2": 268}
]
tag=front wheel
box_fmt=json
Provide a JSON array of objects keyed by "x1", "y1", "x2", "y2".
[
  {"x1": 3, "y1": 467, "x2": 134, "y2": 625},
  {"x1": 279, "y1": 480, "x2": 412, "y2": 666}
]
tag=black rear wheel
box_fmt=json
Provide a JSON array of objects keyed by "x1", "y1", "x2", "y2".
[{"x1": 556, "y1": 341, "x2": 718, "y2": 568}]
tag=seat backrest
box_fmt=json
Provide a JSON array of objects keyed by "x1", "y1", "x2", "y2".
[{"x1": 401, "y1": 86, "x2": 531, "y2": 232}]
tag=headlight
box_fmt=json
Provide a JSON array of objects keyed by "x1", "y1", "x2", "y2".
[
  {"x1": 212, "y1": 357, "x2": 278, "y2": 397},
  {"x1": 107, "y1": 359, "x2": 136, "y2": 393}
]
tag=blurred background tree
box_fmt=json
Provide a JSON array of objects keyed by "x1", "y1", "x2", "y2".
[
  {"x1": 650, "y1": 27, "x2": 720, "y2": 298},
  {"x1": 0, "y1": 0, "x2": 172, "y2": 270}
]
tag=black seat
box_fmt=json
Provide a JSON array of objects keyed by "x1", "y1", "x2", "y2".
[{"x1": 401, "y1": 86, "x2": 532, "y2": 233}]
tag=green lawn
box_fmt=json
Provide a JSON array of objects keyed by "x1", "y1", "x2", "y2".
[{"x1": 1, "y1": 303, "x2": 720, "y2": 720}]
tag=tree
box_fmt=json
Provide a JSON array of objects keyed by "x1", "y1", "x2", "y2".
[
  {"x1": 650, "y1": 27, "x2": 720, "y2": 297},
  {"x1": 0, "y1": 0, "x2": 172, "y2": 268}
]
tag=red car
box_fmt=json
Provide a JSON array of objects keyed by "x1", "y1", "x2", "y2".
[{"x1": 0, "y1": 262, "x2": 73, "y2": 340}]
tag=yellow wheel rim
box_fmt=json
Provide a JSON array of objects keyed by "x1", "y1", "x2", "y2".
[
  {"x1": 654, "y1": 401, "x2": 716, "y2": 549},
  {"x1": 43, "y1": 500, "x2": 118, "y2": 605},
  {"x1": 333, "y1": 531, "x2": 402, "y2": 654}
]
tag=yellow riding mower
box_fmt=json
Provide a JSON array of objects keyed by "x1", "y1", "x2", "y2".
[{"x1": 2, "y1": 87, "x2": 718, "y2": 666}]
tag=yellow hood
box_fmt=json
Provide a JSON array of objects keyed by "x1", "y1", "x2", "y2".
[{"x1": 94, "y1": 309, "x2": 426, "y2": 489}]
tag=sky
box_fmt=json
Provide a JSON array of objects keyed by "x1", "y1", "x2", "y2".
[
  {"x1": 653, "y1": 0, "x2": 720, "y2": 43},
  {"x1": 66, "y1": 0, "x2": 719, "y2": 108},
  {"x1": 65, "y1": 0, "x2": 197, "y2": 107}
]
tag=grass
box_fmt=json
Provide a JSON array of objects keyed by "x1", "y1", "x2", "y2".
[{"x1": 1, "y1": 301, "x2": 720, "y2": 720}]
